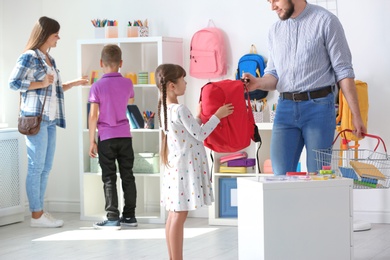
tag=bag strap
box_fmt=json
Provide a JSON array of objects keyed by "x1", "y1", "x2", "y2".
[
  {"x1": 207, "y1": 19, "x2": 216, "y2": 27},
  {"x1": 243, "y1": 81, "x2": 262, "y2": 172},
  {"x1": 249, "y1": 44, "x2": 258, "y2": 54},
  {"x1": 19, "y1": 50, "x2": 49, "y2": 117}
]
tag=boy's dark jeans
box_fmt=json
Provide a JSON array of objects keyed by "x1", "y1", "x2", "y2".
[{"x1": 98, "y1": 137, "x2": 137, "y2": 220}]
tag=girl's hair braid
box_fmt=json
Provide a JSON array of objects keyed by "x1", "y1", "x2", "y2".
[{"x1": 155, "y1": 64, "x2": 186, "y2": 166}]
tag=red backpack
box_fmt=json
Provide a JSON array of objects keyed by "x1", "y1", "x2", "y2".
[
  {"x1": 190, "y1": 23, "x2": 227, "y2": 79},
  {"x1": 199, "y1": 79, "x2": 261, "y2": 153}
]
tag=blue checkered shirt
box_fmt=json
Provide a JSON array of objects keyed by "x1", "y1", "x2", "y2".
[
  {"x1": 264, "y1": 3, "x2": 355, "y2": 93},
  {"x1": 9, "y1": 49, "x2": 66, "y2": 128}
]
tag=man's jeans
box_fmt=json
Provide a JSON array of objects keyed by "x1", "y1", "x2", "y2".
[{"x1": 271, "y1": 93, "x2": 336, "y2": 175}]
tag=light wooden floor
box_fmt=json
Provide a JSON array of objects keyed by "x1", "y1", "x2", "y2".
[{"x1": 1, "y1": 213, "x2": 390, "y2": 260}]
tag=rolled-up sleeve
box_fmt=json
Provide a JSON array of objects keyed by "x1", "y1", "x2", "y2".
[{"x1": 9, "y1": 52, "x2": 38, "y2": 92}]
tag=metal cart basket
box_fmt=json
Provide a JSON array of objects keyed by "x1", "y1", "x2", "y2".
[{"x1": 314, "y1": 129, "x2": 390, "y2": 189}]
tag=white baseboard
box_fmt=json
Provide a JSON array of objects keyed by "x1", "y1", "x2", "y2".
[
  {"x1": 24, "y1": 200, "x2": 80, "y2": 216},
  {"x1": 21, "y1": 200, "x2": 390, "y2": 223},
  {"x1": 354, "y1": 211, "x2": 390, "y2": 224}
]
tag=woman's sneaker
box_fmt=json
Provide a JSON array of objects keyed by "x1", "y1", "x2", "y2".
[
  {"x1": 30, "y1": 212, "x2": 64, "y2": 228},
  {"x1": 120, "y1": 216, "x2": 138, "y2": 227},
  {"x1": 93, "y1": 220, "x2": 121, "y2": 230}
]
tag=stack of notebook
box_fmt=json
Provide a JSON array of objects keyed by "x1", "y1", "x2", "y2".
[{"x1": 219, "y1": 151, "x2": 255, "y2": 173}]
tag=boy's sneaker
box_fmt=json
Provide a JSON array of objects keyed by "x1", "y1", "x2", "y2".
[
  {"x1": 30, "y1": 212, "x2": 64, "y2": 228},
  {"x1": 93, "y1": 219, "x2": 121, "y2": 230},
  {"x1": 120, "y1": 216, "x2": 138, "y2": 227}
]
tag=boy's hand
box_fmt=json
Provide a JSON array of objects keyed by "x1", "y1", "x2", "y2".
[
  {"x1": 215, "y1": 103, "x2": 234, "y2": 119},
  {"x1": 89, "y1": 143, "x2": 98, "y2": 158}
]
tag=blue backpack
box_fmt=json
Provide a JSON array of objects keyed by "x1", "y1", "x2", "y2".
[{"x1": 235, "y1": 45, "x2": 268, "y2": 100}]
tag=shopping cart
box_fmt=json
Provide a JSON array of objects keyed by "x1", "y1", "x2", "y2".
[{"x1": 314, "y1": 129, "x2": 390, "y2": 189}]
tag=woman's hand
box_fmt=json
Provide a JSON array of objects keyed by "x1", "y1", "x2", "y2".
[
  {"x1": 63, "y1": 76, "x2": 89, "y2": 91},
  {"x1": 42, "y1": 73, "x2": 54, "y2": 88}
]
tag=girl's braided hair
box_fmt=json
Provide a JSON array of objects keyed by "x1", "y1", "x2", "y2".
[{"x1": 154, "y1": 64, "x2": 186, "y2": 166}]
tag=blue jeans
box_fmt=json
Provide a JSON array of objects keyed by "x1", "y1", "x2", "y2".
[
  {"x1": 271, "y1": 93, "x2": 336, "y2": 175},
  {"x1": 25, "y1": 120, "x2": 57, "y2": 212}
]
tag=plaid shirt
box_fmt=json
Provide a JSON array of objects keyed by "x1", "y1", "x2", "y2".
[{"x1": 9, "y1": 49, "x2": 66, "y2": 128}]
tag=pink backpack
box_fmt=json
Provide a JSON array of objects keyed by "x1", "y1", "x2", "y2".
[
  {"x1": 190, "y1": 22, "x2": 227, "y2": 79},
  {"x1": 199, "y1": 79, "x2": 261, "y2": 153}
]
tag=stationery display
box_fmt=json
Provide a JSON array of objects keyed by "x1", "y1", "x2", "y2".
[
  {"x1": 124, "y1": 72, "x2": 137, "y2": 84},
  {"x1": 138, "y1": 72, "x2": 148, "y2": 84},
  {"x1": 91, "y1": 19, "x2": 118, "y2": 38},
  {"x1": 143, "y1": 110, "x2": 155, "y2": 129},
  {"x1": 127, "y1": 105, "x2": 144, "y2": 129},
  {"x1": 219, "y1": 151, "x2": 255, "y2": 173},
  {"x1": 127, "y1": 19, "x2": 149, "y2": 37}
]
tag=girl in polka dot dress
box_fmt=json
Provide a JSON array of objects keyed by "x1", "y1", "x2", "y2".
[{"x1": 155, "y1": 64, "x2": 233, "y2": 260}]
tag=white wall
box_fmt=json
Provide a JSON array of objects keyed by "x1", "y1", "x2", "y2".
[{"x1": 1, "y1": 0, "x2": 389, "y2": 222}]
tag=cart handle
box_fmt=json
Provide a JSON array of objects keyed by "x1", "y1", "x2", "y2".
[{"x1": 333, "y1": 129, "x2": 387, "y2": 153}]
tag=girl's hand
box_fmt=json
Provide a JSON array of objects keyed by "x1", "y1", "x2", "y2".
[
  {"x1": 215, "y1": 103, "x2": 234, "y2": 119},
  {"x1": 196, "y1": 101, "x2": 202, "y2": 118}
]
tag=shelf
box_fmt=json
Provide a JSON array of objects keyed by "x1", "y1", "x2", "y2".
[
  {"x1": 256, "y1": 122, "x2": 273, "y2": 130},
  {"x1": 77, "y1": 36, "x2": 183, "y2": 224}
]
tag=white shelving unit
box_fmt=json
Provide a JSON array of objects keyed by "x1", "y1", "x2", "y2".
[
  {"x1": 208, "y1": 123, "x2": 273, "y2": 226},
  {"x1": 208, "y1": 121, "x2": 308, "y2": 226},
  {"x1": 77, "y1": 37, "x2": 183, "y2": 223}
]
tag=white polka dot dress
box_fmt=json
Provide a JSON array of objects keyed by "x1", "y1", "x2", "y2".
[{"x1": 161, "y1": 104, "x2": 219, "y2": 211}]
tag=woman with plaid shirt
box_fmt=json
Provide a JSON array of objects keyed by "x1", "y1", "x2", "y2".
[{"x1": 9, "y1": 16, "x2": 87, "y2": 228}]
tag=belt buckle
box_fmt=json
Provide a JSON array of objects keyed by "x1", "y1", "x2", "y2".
[{"x1": 292, "y1": 93, "x2": 301, "y2": 102}]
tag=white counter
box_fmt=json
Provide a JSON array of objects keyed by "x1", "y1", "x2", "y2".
[{"x1": 237, "y1": 176, "x2": 353, "y2": 260}]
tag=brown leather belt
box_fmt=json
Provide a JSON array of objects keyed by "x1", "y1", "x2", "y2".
[{"x1": 280, "y1": 86, "x2": 333, "y2": 102}]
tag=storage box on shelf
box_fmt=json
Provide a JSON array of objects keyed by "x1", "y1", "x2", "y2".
[
  {"x1": 208, "y1": 122, "x2": 273, "y2": 226},
  {"x1": 77, "y1": 37, "x2": 183, "y2": 223}
]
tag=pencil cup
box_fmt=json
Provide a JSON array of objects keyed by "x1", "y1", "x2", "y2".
[
  {"x1": 144, "y1": 117, "x2": 155, "y2": 129},
  {"x1": 105, "y1": 26, "x2": 118, "y2": 38},
  {"x1": 253, "y1": 111, "x2": 263, "y2": 123},
  {"x1": 269, "y1": 110, "x2": 276, "y2": 123},
  {"x1": 139, "y1": 26, "x2": 149, "y2": 37},
  {"x1": 127, "y1": 26, "x2": 138, "y2": 37},
  {"x1": 94, "y1": 27, "x2": 105, "y2": 39}
]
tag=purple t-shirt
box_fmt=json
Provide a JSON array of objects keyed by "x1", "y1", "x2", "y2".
[{"x1": 89, "y1": 72, "x2": 134, "y2": 141}]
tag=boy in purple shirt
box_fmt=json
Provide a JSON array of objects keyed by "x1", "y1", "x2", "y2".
[{"x1": 88, "y1": 44, "x2": 137, "y2": 230}]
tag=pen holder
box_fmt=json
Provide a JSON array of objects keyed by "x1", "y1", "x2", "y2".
[
  {"x1": 94, "y1": 27, "x2": 105, "y2": 39},
  {"x1": 127, "y1": 26, "x2": 138, "y2": 37},
  {"x1": 269, "y1": 110, "x2": 276, "y2": 123},
  {"x1": 105, "y1": 26, "x2": 118, "y2": 38},
  {"x1": 253, "y1": 111, "x2": 263, "y2": 123},
  {"x1": 139, "y1": 26, "x2": 149, "y2": 37},
  {"x1": 144, "y1": 117, "x2": 155, "y2": 129}
]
